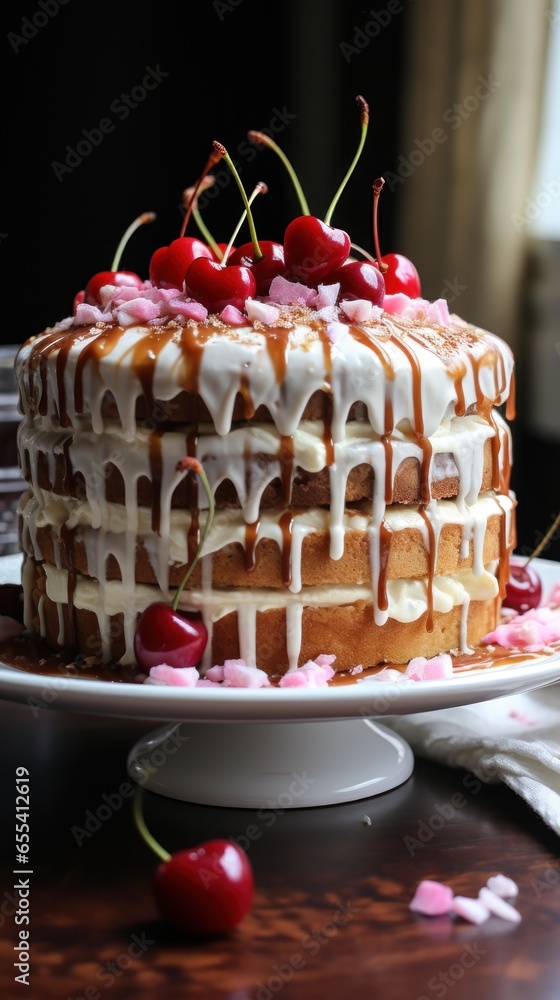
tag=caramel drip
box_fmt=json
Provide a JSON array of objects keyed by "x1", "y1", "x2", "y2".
[
  {"x1": 279, "y1": 435, "x2": 294, "y2": 504},
  {"x1": 244, "y1": 521, "x2": 259, "y2": 572},
  {"x1": 316, "y1": 324, "x2": 333, "y2": 380},
  {"x1": 506, "y1": 370, "x2": 516, "y2": 421},
  {"x1": 26, "y1": 328, "x2": 77, "y2": 417},
  {"x1": 186, "y1": 429, "x2": 199, "y2": 564},
  {"x1": 390, "y1": 336, "x2": 432, "y2": 504},
  {"x1": 468, "y1": 352, "x2": 502, "y2": 489},
  {"x1": 497, "y1": 506, "x2": 509, "y2": 599},
  {"x1": 349, "y1": 325, "x2": 395, "y2": 380},
  {"x1": 239, "y1": 374, "x2": 255, "y2": 420},
  {"x1": 61, "y1": 437, "x2": 74, "y2": 496},
  {"x1": 381, "y1": 436, "x2": 394, "y2": 504},
  {"x1": 279, "y1": 510, "x2": 293, "y2": 587},
  {"x1": 130, "y1": 328, "x2": 170, "y2": 419},
  {"x1": 322, "y1": 393, "x2": 335, "y2": 467},
  {"x1": 74, "y1": 326, "x2": 124, "y2": 414},
  {"x1": 499, "y1": 427, "x2": 512, "y2": 495},
  {"x1": 377, "y1": 520, "x2": 393, "y2": 613},
  {"x1": 179, "y1": 326, "x2": 216, "y2": 395},
  {"x1": 418, "y1": 506, "x2": 436, "y2": 632},
  {"x1": 149, "y1": 428, "x2": 164, "y2": 534},
  {"x1": 264, "y1": 327, "x2": 290, "y2": 383},
  {"x1": 64, "y1": 568, "x2": 77, "y2": 648},
  {"x1": 451, "y1": 360, "x2": 467, "y2": 416}
]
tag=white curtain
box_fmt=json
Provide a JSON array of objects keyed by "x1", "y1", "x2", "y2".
[{"x1": 396, "y1": 0, "x2": 550, "y2": 350}]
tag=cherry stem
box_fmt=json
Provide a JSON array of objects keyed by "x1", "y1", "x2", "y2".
[
  {"x1": 247, "y1": 130, "x2": 310, "y2": 216},
  {"x1": 213, "y1": 141, "x2": 263, "y2": 261},
  {"x1": 350, "y1": 242, "x2": 376, "y2": 264},
  {"x1": 323, "y1": 96, "x2": 369, "y2": 226},
  {"x1": 110, "y1": 212, "x2": 156, "y2": 272},
  {"x1": 132, "y1": 786, "x2": 171, "y2": 863},
  {"x1": 525, "y1": 510, "x2": 560, "y2": 566},
  {"x1": 183, "y1": 175, "x2": 222, "y2": 259},
  {"x1": 172, "y1": 457, "x2": 215, "y2": 611},
  {"x1": 372, "y1": 177, "x2": 389, "y2": 273},
  {"x1": 221, "y1": 182, "x2": 267, "y2": 265},
  {"x1": 180, "y1": 147, "x2": 224, "y2": 239}
]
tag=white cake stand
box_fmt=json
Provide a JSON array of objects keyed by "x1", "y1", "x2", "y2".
[{"x1": 2, "y1": 554, "x2": 560, "y2": 808}]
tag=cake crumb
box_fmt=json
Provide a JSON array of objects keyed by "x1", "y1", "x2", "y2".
[{"x1": 363, "y1": 815, "x2": 371, "y2": 826}]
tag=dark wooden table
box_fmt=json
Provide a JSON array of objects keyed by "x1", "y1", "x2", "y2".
[{"x1": 0, "y1": 699, "x2": 559, "y2": 1000}]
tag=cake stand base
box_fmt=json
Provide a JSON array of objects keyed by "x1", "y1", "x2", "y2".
[{"x1": 126, "y1": 718, "x2": 414, "y2": 808}]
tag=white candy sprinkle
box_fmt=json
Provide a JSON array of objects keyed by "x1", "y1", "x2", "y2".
[
  {"x1": 452, "y1": 896, "x2": 491, "y2": 925},
  {"x1": 486, "y1": 874, "x2": 519, "y2": 898},
  {"x1": 478, "y1": 887, "x2": 521, "y2": 923}
]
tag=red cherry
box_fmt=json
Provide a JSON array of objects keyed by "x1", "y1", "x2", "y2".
[
  {"x1": 84, "y1": 270, "x2": 143, "y2": 305},
  {"x1": 377, "y1": 252, "x2": 421, "y2": 298},
  {"x1": 503, "y1": 557, "x2": 543, "y2": 615},
  {"x1": 228, "y1": 240, "x2": 286, "y2": 295},
  {"x1": 329, "y1": 260, "x2": 385, "y2": 305},
  {"x1": 153, "y1": 839, "x2": 254, "y2": 937},
  {"x1": 134, "y1": 602, "x2": 207, "y2": 670},
  {"x1": 73, "y1": 289, "x2": 85, "y2": 314},
  {"x1": 213, "y1": 242, "x2": 235, "y2": 261},
  {"x1": 150, "y1": 237, "x2": 214, "y2": 289},
  {"x1": 185, "y1": 257, "x2": 256, "y2": 313},
  {"x1": 284, "y1": 216, "x2": 351, "y2": 284}
]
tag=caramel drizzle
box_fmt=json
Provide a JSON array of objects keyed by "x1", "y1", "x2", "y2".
[
  {"x1": 469, "y1": 353, "x2": 500, "y2": 489},
  {"x1": 239, "y1": 374, "x2": 255, "y2": 420},
  {"x1": 506, "y1": 370, "x2": 516, "y2": 421},
  {"x1": 418, "y1": 506, "x2": 436, "y2": 632},
  {"x1": 278, "y1": 510, "x2": 293, "y2": 587},
  {"x1": 73, "y1": 326, "x2": 125, "y2": 414},
  {"x1": 278, "y1": 435, "x2": 294, "y2": 505},
  {"x1": 264, "y1": 327, "x2": 290, "y2": 384},
  {"x1": 390, "y1": 336, "x2": 432, "y2": 504},
  {"x1": 377, "y1": 520, "x2": 393, "y2": 613},
  {"x1": 149, "y1": 427, "x2": 164, "y2": 535},
  {"x1": 178, "y1": 325, "x2": 216, "y2": 395},
  {"x1": 186, "y1": 429, "x2": 199, "y2": 565}
]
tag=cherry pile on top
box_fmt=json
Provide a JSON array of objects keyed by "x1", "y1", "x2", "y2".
[{"x1": 76, "y1": 96, "x2": 422, "y2": 319}]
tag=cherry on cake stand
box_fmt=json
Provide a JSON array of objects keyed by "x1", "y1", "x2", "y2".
[{"x1": 2, "y1": 554, "x2": 560, "y2": 809}]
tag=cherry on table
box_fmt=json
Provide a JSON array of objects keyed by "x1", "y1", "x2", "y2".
[
  {"x1": 503, "y1": 556, "x2": 542, "y2": 615},
  {"x1": 153, "y1": 839, "x2": 254, "y2": 937},
  {"x1": 133, "y1": 789, "x2": 254, "y2": 937}
]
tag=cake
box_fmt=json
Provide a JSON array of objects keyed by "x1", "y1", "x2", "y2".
[{"x1": 14, "y1": 114, "x2": 517, "y2": 680}]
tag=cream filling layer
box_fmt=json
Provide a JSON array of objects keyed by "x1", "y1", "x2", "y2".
[
  {"x1": 23, "y1": 487, "x2": 515, "y2": 578},
  {"x1": 41, "y1": 561, "x2": 499, "y2": 668}
]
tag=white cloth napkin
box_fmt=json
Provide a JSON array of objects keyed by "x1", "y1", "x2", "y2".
[{"x1": 384, "y1": 684, "x2": 560, "y2": 835}]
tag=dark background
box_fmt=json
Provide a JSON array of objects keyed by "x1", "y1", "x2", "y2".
[{"x1": 2, "y1": 0, "x2": 557, "y2": 562}]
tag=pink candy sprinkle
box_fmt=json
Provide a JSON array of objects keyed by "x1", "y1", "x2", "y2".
[
  {"x1": 219, "y1": 304, "x2": 246, "y2": 325},
  {"x1": 310, "y1": 282, "x2": 340, "y2": 310},
  {"x1": 245, "y1": 299, "x2": 280, "y2": 325},
  {"x1": 486, "y1": 874, "x2": 519, "y2": 898},
  {"x1": 340, "y1": 299, "x2": 383, "y2": 323},
  {"x1": 383, "y1": 293, "x2": 451, "y2": 326},
  {"x1": 483, "y1": 605, "x2": 560, "y2": 651},
  {"x1": 409, "y1": 880, "x2": 454, "y2": 916},
  {"x1": 267, "y1": 275, "x2": 316, "y2": 306},
  {"x1": 278, "y1": 656, "x2": 336, "y2": 688},
  {"x1": 451, "y1": 896, "x2": 490, "y2": 925},
  {"x1": 478, "y1": 887, "x2": 521, "y2": 923},
  {"x1": 326, "y1": 321, "x2": 349, "y2": 345}
]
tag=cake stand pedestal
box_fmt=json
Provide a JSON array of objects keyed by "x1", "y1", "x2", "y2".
[{"x1": 126, "y1": 718, "x2": 414, "y2": 808}]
